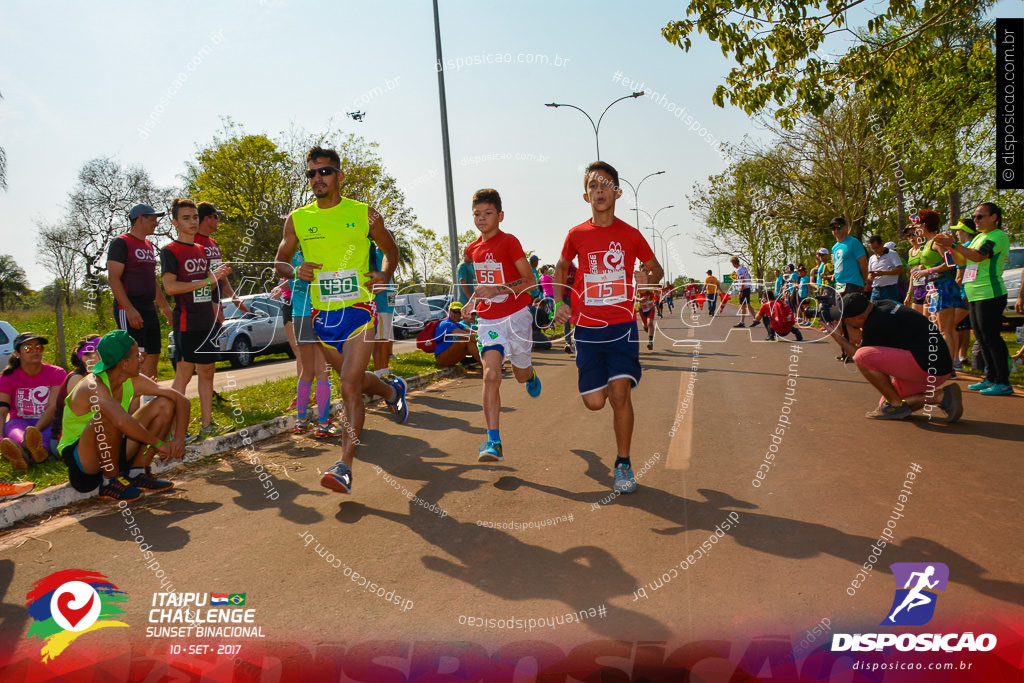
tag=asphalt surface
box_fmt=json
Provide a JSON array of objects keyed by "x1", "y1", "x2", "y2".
[{"x1": 2, "y1": 305, "x2": 1022, "y2": 677}]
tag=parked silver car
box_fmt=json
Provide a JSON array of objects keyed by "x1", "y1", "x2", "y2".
[
  {"x1": 168, "y1": 294, "x2": 293, "y2": 368},
  {"x1": 1002, "y1": 245, "x2": 1023, "y2": 321},
  {"x1": 0, "y1": 321, "x2": 19, "y2": 370}
]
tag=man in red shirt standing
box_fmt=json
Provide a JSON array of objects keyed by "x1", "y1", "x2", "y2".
[
  {"x1": 107, "y1": 205, "x2": 174, "y2": 381},
  {"x1": 554, "y1": 162, "x2": 663, "y2": 494}
]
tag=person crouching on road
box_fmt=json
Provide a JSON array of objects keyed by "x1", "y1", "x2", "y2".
[{"x1": 826, "y1": 293, "x2": 961, "y2": 423}]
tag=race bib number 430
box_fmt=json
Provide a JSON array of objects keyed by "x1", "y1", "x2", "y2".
[
  {"x1": 583, "y1": 271, "x2": 628, "y2": 306},
  {"x1": 317, "y1": 269, "x2": 360, "y2": 302}
]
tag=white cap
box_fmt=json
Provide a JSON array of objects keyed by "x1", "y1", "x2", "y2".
[{"x1": 884, "y1": 241, "x2": 897, "y2": 250}]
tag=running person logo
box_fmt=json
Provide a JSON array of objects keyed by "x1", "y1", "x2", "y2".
[
  {"x1": 24, "y1": 569, "x2": 130, "y2": 662},
  {"x1": 883, "y1": 562, "x2": 949, "y2": 626}
]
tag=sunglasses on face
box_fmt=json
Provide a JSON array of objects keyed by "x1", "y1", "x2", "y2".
[
  {"x1": 972, "y1": 213, "x2": 989, "y2": 220},
  {"x1": 305, "y1": 167, "x2": 340, "y2": 179},
  {"x1": 20, "y1": 344, "x2": 44, "y2": 352}
]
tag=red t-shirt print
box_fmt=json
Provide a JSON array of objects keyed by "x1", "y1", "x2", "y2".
[{"x1": 560, "y1": 218, "x2": 655, "y2": 327}]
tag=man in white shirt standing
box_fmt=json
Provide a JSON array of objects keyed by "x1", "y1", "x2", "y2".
[
  {"x1": 867, "y1": 235, "x2": 905, "y2": 302},
  {"x1": 730, "y1": 256, "x2": 754, "y2": 327}
]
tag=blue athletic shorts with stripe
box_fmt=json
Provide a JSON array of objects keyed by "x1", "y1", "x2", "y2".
[
  {"x1": 573, "y1": 321, "x2": 642, "y2": 395},
  {"x1": 312, "y1": 303, "x2": 376, "y2": 353}
]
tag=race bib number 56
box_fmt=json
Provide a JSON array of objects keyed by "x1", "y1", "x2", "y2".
[{"x1": 317, "y1": 269, "x2": 360, "y2": 302}]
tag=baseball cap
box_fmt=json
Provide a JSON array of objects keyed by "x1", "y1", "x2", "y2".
[
  {"x1": 91, "y1": 330, "x2": 137, "y2": 375},
  {"x1": 128, "y1": 204, "x2": 165, "y2": 222},
  {"x1": 884, "y1": 241, "x2": 897, "y2": 250},
  {"x1": 448, "y1": 301, "x2": 463, "y2": 312},
  {"x1": 529, "y1": 255, "x2": 539, "y2": 264},
  {"x1": 197, "y1": 202, "x2": 223, "y2": 220},
  {"x1": 816, "y1": 247, "x2": 829, "y2": 256},
  {"x1": 828, "y1": 292, "x2": 871, "y2": 322},
  {"x1": 829, "y1": 217, "x2": 846, "y2": 228},
  {"x1": 13, "y1": 332, "x2": 48, "y2": 350}
]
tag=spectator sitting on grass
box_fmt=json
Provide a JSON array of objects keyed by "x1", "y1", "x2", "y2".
[
  {"x1": 0, "y1": 333, "x2": 66, "y2": 470},
  {"x1": 826, "y1": 292, "x2": 961, "y2": 423},
  {"x1": 430, "y1": 302, "x2": 481, "y2": 367}
]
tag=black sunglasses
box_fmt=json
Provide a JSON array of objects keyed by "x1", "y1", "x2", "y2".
[
  {"x1": 305, "y1": 167, "x2": 340, "y2": 179},
  {"x1": 972, "y1": 213, "x2": 989, "y2": 220}
]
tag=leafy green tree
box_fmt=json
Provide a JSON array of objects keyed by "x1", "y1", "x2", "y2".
[
  {"x1": 0, "y1": 254, "x2": 29, "y2": 311},
  {"x1": 663, "y1": 0, "x2": 995, "y2": 127}
]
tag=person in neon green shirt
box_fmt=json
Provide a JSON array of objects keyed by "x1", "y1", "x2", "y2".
[
  {"x1": 274, "y1": 146, "x2": 405, "y2": 495},
  {"x1": 935, "y1": 201, "x2": 1012, "y2": 395}
]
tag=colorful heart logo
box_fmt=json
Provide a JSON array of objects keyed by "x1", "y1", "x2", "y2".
[{"x1": 56, "y1": 591, "x2": 94, "y2": 629}]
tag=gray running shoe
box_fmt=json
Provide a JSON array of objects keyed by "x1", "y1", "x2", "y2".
[
  {"x1": 865, "y1": 401, "x2": 912, "y2": 420},
  {"x1": 613, "y1": 463, "x2": 637, "y2": 494}
]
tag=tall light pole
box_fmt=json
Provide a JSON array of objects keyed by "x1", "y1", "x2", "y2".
[
  {"x1": 619, "y1": 172, "x2": 665, "y2": 231},
  {"x1": 545, "y1": 92, "x2": 644, "y2": 160},
  {"x1": 639, "y1": 205, "x2": 675, "y2": 251},
  {"x1": 432, "y1": 0, "x2": 460, "y2": 283},
  {"x1": 648, "y1": 224, "x2": 678, "y2": 282}
]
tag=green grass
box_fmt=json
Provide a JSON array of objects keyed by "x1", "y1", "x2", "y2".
[{"x1": 0, "y1": 348, "x2": 454, "y2": 490}]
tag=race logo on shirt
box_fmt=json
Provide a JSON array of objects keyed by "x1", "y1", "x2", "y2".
[
  {"x1": 586, "y1": 242, "x2": 626, "y2": 273},
  {"x1": 134, "y1": 247, "x2": 156, "y2": 262},
  {"x1": 16, "y1": 386, "x2": 50, "y2": 417}
]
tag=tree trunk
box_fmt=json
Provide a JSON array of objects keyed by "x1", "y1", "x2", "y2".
[
  {"x1": 55, "y1": 285, "x2": 68, "y2": 370},
  {"x1": 948, "y1": 189, "x2": 961, "y2": 226},
  {"x1": 893, "y1": 157, "x2": 907, "y2": 229}
]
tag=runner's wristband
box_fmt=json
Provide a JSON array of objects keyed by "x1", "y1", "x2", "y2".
[
  {"x1": 152, "y1": 440, "x2": 163, "y2": 449},
  {"x1": 554, "y1": 301, "x2": 564, "y2": 310}
]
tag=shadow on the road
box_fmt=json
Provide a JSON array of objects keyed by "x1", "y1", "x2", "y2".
[
  {"x1": 394, "y1": 400, "x2": 492, "y2": 435},
  {"x1": 345, "y1": 443, "x2": 672, "y2": 639},
  {"x1": 202, "y1": 457, "x2": 326, "y2": 525},
  {"x1": 78, "y1": 496, "x2": 222, "y2": 552},
  {"x1": 413, "y1": 395, "x2": 482, "y2": 414},
  {"x1": 0, "y1": 559, "x2": 28, "y2": 666},
  {"x1": 907, "y1": 416, "x2": 1024, "y2": 442},
  {"x1": 495, "y1": 450, "x2": 1024, "y2": 609}
]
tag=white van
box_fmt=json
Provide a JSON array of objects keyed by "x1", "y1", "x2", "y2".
[{"x1": 392, "y1": 293, "x2": 433, "y2": 339}]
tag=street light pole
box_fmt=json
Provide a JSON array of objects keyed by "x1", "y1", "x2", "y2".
[
  {"x1": 619, "y1": 172, "x2": 665, "y2": 231},
  {"x1": 639, "y1": 205, "x2": 675, "y2": 253},
  {"x1": 648, "y1": 223, "x2": 678, "y2": 283},
  {"x1": 432, "y1": 0, "x2": 460, "y2": 283},
  {"x1": 545, "y1": 92, "x2": 644, "y2": 160}
]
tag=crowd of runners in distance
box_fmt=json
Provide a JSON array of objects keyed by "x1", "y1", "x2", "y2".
[{"x1": 1, "y1": 150, "x2": 1020, "y2": 503}]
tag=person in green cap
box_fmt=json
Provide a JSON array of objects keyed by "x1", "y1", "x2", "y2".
[{"x1": 58, "y1": 330, "x2": 191, "y2": 502}]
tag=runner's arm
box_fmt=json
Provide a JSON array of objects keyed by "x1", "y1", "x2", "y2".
[
  {"x1": 557, "y1": 259, "x2": 573, "y2": 327},
  {"x1": 274, "y1": 216, "x2": 302, "y2": 279},
  {"x1": 106, "y1": 261, "x2": 136, "y2": 314},
  {"x1": 0, "y1": 391, "x2": 9, "y2": 426},
  {"x1": 640, "y1": 257, "x2": 664, "y2": 286},
  {"x1": 366, "y1": 209, "x2": 398, "y2": 289}
]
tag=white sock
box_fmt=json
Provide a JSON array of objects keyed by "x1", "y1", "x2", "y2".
[{"x1": 128, "y1": 467, "x2": 145, "y2": 478}]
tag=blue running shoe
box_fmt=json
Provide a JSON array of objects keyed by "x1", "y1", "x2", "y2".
[
  {"x1": 386, "y1": 376, "x2": 408, "y2": 423},
  {"x1": 967, "y1": 380, "x2": 993, "y2": 391},
  {"x1": 320, "y1": 461, "x2": 352, "y2": 494},
  {"x1": 613, "y1": 463, "x2": 637, "y2": 494},
  {"x1": 525, "y1": 371, "x2": 541, "y2": 398},
  {"x1": 980, "y1": 383, "x2": 1014, "y2": 396},
  {"x1": 478, "y1": 440, "x2": 503, "y2": 462}
]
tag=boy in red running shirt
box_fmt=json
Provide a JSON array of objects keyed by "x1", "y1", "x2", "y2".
[
  {"x1": 463, "y1": 189, "x2": 542, "y2": 462},
  {"x1": 553, "y1": 162, "x2": 663, "y2": 494}
]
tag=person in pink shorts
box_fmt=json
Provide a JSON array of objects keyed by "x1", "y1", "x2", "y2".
[{"x1": 826, "y1": 293, "x2": 960, "y2": 423}]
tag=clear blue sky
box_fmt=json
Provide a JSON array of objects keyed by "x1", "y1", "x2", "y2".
[{"x1": 2, "y1": 1, "x2": 1006, "y2": 290}]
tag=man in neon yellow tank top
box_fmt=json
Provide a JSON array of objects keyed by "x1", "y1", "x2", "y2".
[
  {"x1": 59, "y1": 330, "x2": 191, "y2": 502},
  {"x1": 274, "y1": 146, "x2": 405, "y2": 495}
]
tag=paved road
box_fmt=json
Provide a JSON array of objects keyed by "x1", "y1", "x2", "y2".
[
  {"x1": 158, "y1": 338, "x2": 418, "y2": 398},
  {"x1": 3, "y1": 308, "x2": 1022, "y2": 679}
]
